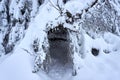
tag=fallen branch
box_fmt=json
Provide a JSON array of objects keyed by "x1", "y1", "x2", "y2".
[{"x1": 21, "y1": 48, "x2": 33, "y2": 56}]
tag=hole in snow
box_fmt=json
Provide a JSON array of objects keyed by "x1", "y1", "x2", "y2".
[
  {"x1": 103, "y1": 49, "x2": 110, "y2": 54},
  {"x1": 91, "y1": 48, "x2": 99, "y2": 56},
  {"x1": 47, "y1": 25, "x2": 74, "y2": 77},
  {"x1": 47, "y1": 24, "x2": 72, "y2": 65}
]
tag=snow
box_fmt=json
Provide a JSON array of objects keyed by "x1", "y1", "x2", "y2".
[
  {"x1": 103, "y1": 32, "x2": 120, "y2": 52},
  {"x1": 0, "y1": 48, "x2": 50, "y2": 80},
  {"x1": 64, "y1": 0, "x2": 95, "y2": 14},
  {"x1": 10, "y1": 0, "x2": 21, "y2": 20},
  {"x1": 0, "y1": 32, "x2": 120, "y2": 80},
  {"x1": 0, "y1": 0, "x2": 120, "y2": 80},
  {"x1": 0, "y1": 48, "x2": 36, "y2": 80},
  {"x1": 31, "y1": 0, "x2": 39, "y2": 18},
  {"x1": 109, "y1": 0, "x2": 120, "y2": 15},
  {"x1": 79, "y1": 33, "x2": 120, "y2": 80}
]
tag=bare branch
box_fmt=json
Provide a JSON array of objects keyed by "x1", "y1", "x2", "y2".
[
  {"x1": 21, "y1": 48, "x2": 33, "y2": 56},
  {"x1": 85, "y1": 0, "x2": 98, "y2": 12},
  {"x1": 48, "y1": 0, "x2": 63, "y2": 15},
  {"x1": 91, "y1": 0, "x2": 98, "y2": 8},
  {"x1": 57, "y1": 0, "x2": 63, "y2": 14},
  {"x1": 48, "y1": 0, "x2": 60, "y2": 11}
]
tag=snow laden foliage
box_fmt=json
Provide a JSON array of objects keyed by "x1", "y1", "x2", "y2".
[
  {"x1": 82, "y1": 0, "x2": 120, "y2": 38},
  {"x1": 0, "y1": 0, "x2": 45, "y2": 55},
  {"x1": 31, "y1": 0, "x2": 120, "y2": 76},
  {"x1": 1, "y1": 0, "x2": 120, "y2": 56},
  {"x1": 32, "y1": 6, "x2": 84, "y2": 75}
]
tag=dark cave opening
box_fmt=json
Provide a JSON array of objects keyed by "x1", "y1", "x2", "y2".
[
  {"x1": 91, "y1": 48, "x2": 99, "y2": 56},
  {"x1": 47, "y1": 24, "x2": 72, "y2": 65}
]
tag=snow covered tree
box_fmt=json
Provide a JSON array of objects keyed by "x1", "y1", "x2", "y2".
[
  {"x1": 82, "y1": 0, "x2": 120, "y2": 38},
  {"x1": 0, "y1": 0, "x2": 44, "y2": 54}
]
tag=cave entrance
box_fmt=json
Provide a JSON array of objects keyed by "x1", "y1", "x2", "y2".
[{"x1": 47, "y1": 24, "x2": 72, "y2": 65}]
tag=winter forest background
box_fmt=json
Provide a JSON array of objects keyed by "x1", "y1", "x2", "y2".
[{"x1": 0, "y1": 0, "x2": 120, "y2": 80}]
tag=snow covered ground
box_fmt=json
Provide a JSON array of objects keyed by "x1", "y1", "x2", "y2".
[{"x1": 0, "y1": 32, "x2": 120, "y2": 80}]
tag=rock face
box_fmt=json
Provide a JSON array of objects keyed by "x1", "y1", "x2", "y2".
[{"x1": 48, "y1": 24, "x2": 72, "y2": 65}]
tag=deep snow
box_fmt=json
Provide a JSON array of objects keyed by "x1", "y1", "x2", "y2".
[{"x1": 0, "y1": 32, "x2": 120, "y2": 80}]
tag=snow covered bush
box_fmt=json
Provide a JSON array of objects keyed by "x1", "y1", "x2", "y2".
[
  {"x1": 32, "y1": 38, "x2": 40, "y2": 53},
  {"x1": 32, "y1": 37, "x2": 50, "y2": 73},
  {"x1": 30, "y1": 4, "x2": 85, "y2": 74}
]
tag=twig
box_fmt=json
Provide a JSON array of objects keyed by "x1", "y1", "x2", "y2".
[
  {"x1": 48, "y1": 0, "x2": 60, "y2": 11},
  {"x1": 21, "y1": 48, "x2": 33, "y2": 56},
  {"x1": 48, "y1": 0, "x2": 63, "y2": 15},
  {"x1": 85, "y1": 0, "x2": 98, "y2": 12}
]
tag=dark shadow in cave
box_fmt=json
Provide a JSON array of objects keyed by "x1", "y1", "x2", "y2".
[{"x1": 47, "y1": 24, "x2": 72, "y2": 65}]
